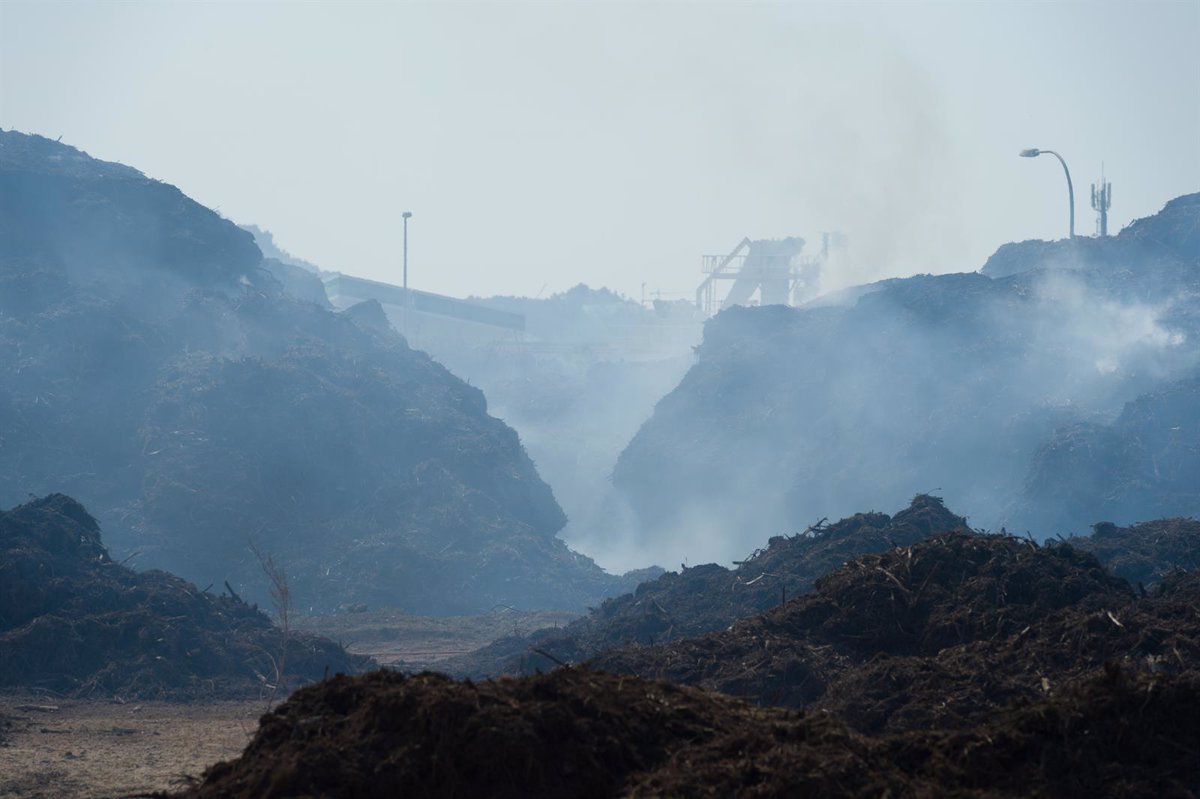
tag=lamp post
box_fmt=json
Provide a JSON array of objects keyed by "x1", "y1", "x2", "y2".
[
  {"x1": 402, "y1": 211, "x2": 413, "y2": 290},
  {"x1": 1019, "y1": 148, "x2": 1075, "y2": 238},
  {"x1": 402, "y1": 211, "x2": 413, "y2": 338}
]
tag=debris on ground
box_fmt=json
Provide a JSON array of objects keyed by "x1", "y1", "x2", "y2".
[
  {"x1": 590, "y1": 529, "x2": 1200, "y2": 734},
  {"x1": 1069, "y1": 517, "x2": 1200, "y2": 586},
  {"x1": 0, "y1": 494, "x2": 370, "y2": 699},
  {"x1": 126, "y1": 505, "x2": 1200, "y2": 796},
  {"x1": 442, "y1": 495, "x2": 965, "y2": 677},
  {"x1": 0, "y1": 129, "x2": 633, "y2": 615},
  {"x1": 291, "y1": 606, "x2": 579, "y2": 669},
  {"x1": 176, "y1": 664, "x2": 1200, "y2": 799}
]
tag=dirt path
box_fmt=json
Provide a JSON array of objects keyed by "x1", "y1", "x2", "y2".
[
  {"x1": 293, "y1": 608, "x2": 577, "y2": 669},
  {"x1": 0, "y1": 612, "x2": 577, "y2": 797},
  {"x1": 0, "y1": 694, "x2": 260, "y2": 799}
]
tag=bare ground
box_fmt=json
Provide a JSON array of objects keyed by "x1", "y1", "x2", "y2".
[
  {"x1": 0, "y1": 693, "x2": 259, "y2": 799},
  {"x1": 0, "y1": 610, "x2": 573, "y2": 798},
  {"x1": 292, "y1": 608, "x2": 577, "y2": 669}
]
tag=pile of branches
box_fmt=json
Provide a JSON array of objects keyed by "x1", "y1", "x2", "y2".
[
  {"x1": 1070, "y1": 517, "x2": 1200, "y2": 587},
  {"x1": 0, "y1": 494, "x2": 370, "y2": 699},
  {"x1": 590, "y1": 529, "x2": 1200, "y2": 734},
  {"x1": 172, "y1": 511, "x2": 1200, "y2": 797},
  {"x1": 177, "y1": 665, "x2": 1199, "y2": 799},
  {"x1": 0, "y1": 130, "x2": 627, "y2": 617},
  {"x1": 442, "y1": 495, "x2": 964, "y2": 677}
]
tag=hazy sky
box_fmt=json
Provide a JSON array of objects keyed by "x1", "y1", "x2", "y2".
[{"x1": 2, "y1": 1, "x2": 1198, "y2": 300}]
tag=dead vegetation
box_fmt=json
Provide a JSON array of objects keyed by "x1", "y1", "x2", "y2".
[
  {"x1": 8, "y1": 493, "x2": 1190, "y2": 795},
  {"x1": 1070, "y1": 516, "x2": 1200, "y2": 587},
  {"x1": 0, "y1": 494, "x2": 369, "y2": 700},
  {"x1": 590, "y1": 529, "x2": 1200, "y2": 735},
  {"x1": 170, "y1": 520, "x2": 1200, "y2": 797},
  {"x1": 443, "y1": 494, "x2": 964, "y2": 677},
  {"x1": 0, "y1": 693, "x2": 259, "y2": 799},
  {"x1": 176, "y1": 664, "x2": 1200, "y2": 799},
  {"x1": 248, "y1": 543, "x2": 292, "y2": 711},
  {"x1": 0, "y1": 130, "x2": 634, "y2": 617}
]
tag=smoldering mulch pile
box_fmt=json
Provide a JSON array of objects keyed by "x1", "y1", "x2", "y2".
[
  {"x1": 169, "y1": 526, "x2": 1200, "y2": 797},
  {"x1": 819, "y1": 567, "x2": 1200, "y2": 735},
  {"x1": 590, "y1": 530, "x2": 1200, "y2": 734},
  {"x1": 442, "y1": 494, "x2": 964, "y2": 677},
  {"x1": 0, "y1": 494, "x2": 370, "y2": 699},
  {"x1": 177, "y1": 665, "x2": 1199, "y2": 799},
  {"x1": 0, "y1": 130, "x2": 634, "y2": 617},
  {"x1": 1069, "y1": 517, "x2": 1200, "y2": 587}
]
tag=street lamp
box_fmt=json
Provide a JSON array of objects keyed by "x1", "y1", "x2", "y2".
[
  {"x1": 1019, "y1": 148, "x2": 1075, "y2": 238},
  {"x1": 402, "y1": 211, "x2": 413, "y2": 290},
  {"x1": 401, "y1": 211, "x2": 413, "y2": 339}
]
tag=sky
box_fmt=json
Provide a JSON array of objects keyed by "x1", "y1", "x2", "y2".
[{"x1": 2, "y1": 0, "x2": 1198, "y2": 301}]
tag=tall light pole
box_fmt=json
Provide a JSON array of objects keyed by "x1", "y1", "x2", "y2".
[
  {"x1": 402, "y1": 211, "x2": 413, "y2": 339},
  {"x1": 1020, "y1": 148, "x2": 1075, "y2": 238},
  {"x1": 402, "y1": 211, "x2": 413, "y2": 290}
]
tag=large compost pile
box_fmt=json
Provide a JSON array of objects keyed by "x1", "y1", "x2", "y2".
[
  {"x1": 0, "y1": 130, "x2": 631, "y2": 614},
  {"x1": 1021, "y1": 370, "x2": 1200, "y2": 538},
  {"x1": 0, "y1": 494, "x2": 368, "y2": 699},
  {"x1": 442, "y1": 494, "x2": 964, "y2": 677},
  {"x1": 590, "y1": 530, "x2": 1200, "y2": 734},
  {"x1": 175, "y1": 513, "x2": 1200, "y2": 798},
  {"x1": 1069, "y1": 516, "x2": 1200, "y2": 587},
  {"x1": 178, "y1": 662, "x2": 1199, "y2": 798},
  {"x1": 613, "y1": 192, "x2": 1200, "y2": 559}
]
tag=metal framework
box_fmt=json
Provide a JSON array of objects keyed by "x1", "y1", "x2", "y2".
[
  {"x1": 1091, "y1": 167, "x2": 1112, "y2": 237},
  {"x1": 695, "y1": 236, "x2": 824, "y2": 316}
]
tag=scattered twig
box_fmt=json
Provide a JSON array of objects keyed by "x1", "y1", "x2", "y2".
[
  {"x1": 530, "y1": 647, "x2": 568, "y2": 667},
  {"x1": 876, "y1": 566, "x2": 912, "y2": 597},
  {"x1": 249, "y1": 542, "x2": 292, "y2": 712},
  {"x1": 806, "y1": 517, "x2": 829, "y2": 534}
]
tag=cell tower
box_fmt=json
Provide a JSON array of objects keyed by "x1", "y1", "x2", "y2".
[{"x1": 1091, "y1": 166, "x2": 1112, "y2": 237}]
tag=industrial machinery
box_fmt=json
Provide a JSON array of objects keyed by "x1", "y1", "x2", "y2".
[{"x1": 695, "y1": 234, "x2": 840, "y2": 316}]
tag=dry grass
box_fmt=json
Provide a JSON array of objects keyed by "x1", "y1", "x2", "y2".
[
  {"x1": 291, "y1": 607, "x2": 577, "y2": 668},
  {"x1": 0, "y1": 692, "x2": 258, "y2": 799}
]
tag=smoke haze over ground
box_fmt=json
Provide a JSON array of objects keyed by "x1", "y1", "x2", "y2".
[
  {"x1": 612, "y1": 195, "x2": 1200, "y2": 569},
  {"x1": 406, "y1": 286, "x2": 701, "y2": 572},
  {"x1": 0, "y1": 131, "x2": 640, "y2": 615},
  {"x1": 3, "y1": 4, "x2": 1200, "y2": 795}
]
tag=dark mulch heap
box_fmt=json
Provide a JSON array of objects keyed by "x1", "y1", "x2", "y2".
[
  {"x1": 0, "y1": 130, "x2": 633, "y2": 617},
  {"x1": 0, "y1": 494, "x2": 370, "y2": 699},
  {"x1": 177, "y1": 665, "x2": 1200, "y2": 799},
  {"x1": 590, "y1": 530, "x2": 1200, "y2": 734},
  {"x1": 182, "y1": 669, "x2": 848, "y2": 799},
  {"x1": 443, "y1": 494, "x2": 965, "y2": 677},
  {"x1": 1070, "y1": 517, "x2": 1200, "y2": 587},
  {"x1": 168, "y1": 521, "x2": 1200, "y2": 797},
  {"x1": 815, "y1": 566, "x2": 1200, "y2": 734}
]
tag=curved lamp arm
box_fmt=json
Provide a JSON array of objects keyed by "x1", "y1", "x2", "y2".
[{"x1": 1019, "y1": 148, "x2": 1075, "y2": 238}]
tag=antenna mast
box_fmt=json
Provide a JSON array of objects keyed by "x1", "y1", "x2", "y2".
[{"x1": 1091, "y1": 165, "x2": 1112, "y2": 237}]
